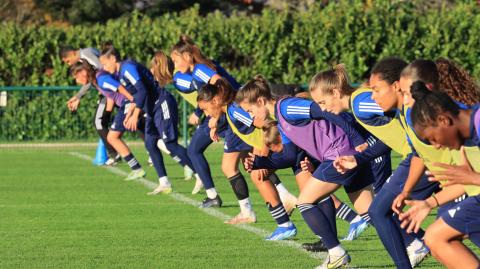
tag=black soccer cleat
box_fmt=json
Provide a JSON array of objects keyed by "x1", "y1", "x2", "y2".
[
  {"x1": 301, "y1": 240, "x2": 328, "y2": 252},
  {"x1": 200, "y1": 195, "x2": 223, "y2": 208}
]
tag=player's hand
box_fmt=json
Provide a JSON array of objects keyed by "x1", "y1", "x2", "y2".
[
  {"x1": 355, "y1": 142, "x2": 368, "y2": 153},
  {"x1": 333, "y1": 155, "x2": 357, "y2": 174},
  {"x1": 244, "y1": 152, "x2": 256, "y2": 172},
  {"x1": 392, "y1": 191, "x2": 410, "y2": 215},
  {"x1": 67, "y1": 96, "x2": 80, "y2": 111},
  {"x1": 210, "y1": 128, "x2": 219, "y2": 142},
  {"x1": 399, "y1": 200, "x2": 433, "y2": 234},
  {"x1": 208, "y1": 117, "x2": 218, "y2": 129},
  {"x1": 125, "y1": 114, "x2": 139, "y2": 132},
  {"x1": 429, "y1": 146, "x2": 480, "y2": 187},
  {"x1": 188, "y1": 113, "x2": 200, "y2": 125},
  {"x1": 300, "y1": 157, "x2": 314, "y2": 173}
]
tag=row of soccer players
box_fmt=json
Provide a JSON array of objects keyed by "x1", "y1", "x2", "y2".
[{"x1": 60, "y1": 36, "x2": 480, "y2": 269}]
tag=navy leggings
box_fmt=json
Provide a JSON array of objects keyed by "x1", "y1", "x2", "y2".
[{"x1": 145, "y1": 134, "x2": 195, "y2": 178}]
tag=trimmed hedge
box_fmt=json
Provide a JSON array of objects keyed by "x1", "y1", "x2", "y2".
[{"x1": 1, "y1": 1, "x2": 479, "y2": 140}]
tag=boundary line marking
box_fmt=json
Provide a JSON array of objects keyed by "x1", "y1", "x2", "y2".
[{"x1": 68, "y1": 151, "x2": 330, "y2": 262}]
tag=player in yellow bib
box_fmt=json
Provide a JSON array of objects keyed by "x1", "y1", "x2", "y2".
[{"x1": 399, "y1": 82, "x2": 480, "y2": 269}]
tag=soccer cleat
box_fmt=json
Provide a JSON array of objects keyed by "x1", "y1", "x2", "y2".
[
  {"x1": 105, "y1": 155, "x2": 120, "y2": 166},
  {"x1": 147, "y1": 184, "x2": 172, "y2": 195},
  {"x1": 341, "y1": 218, "x2": 369, "y2": 241},
  {"x1": 124, "y1": 168, "x2": 146, "y2": 181},
  {"x1": 200, "y1": 196, "x2": 222, "y2": 208},
  {"x1": 191, "y1": 177, "x2": 204, "y2": 195},
  {"x1": 315, "y1": 253, "x2": 351, "y2": 269},
  {"x1": 225, "y1": 211, "x2": 257, "y2": 224},
  {"x1": 301, "y1": 240, "x2": 328, "y2": 252},
  {"x1": 266, "y1": 224, "x2": 297, "y2": 241},
  {"x1": 408, "y1": 241, "x2": 430, "y2": 267}
]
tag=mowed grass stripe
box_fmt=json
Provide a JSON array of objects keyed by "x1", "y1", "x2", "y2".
[{"x1": 0, "y1": 148, "x2": 323, "y2": 269}]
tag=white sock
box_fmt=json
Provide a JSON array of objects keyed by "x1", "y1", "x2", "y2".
[
  {"x1": 194, "y1": 174, "x2": 202, "y2": 182},
  {"x1": 206, "y1": 188, "x2": 218, "y2": 199},
  {"x1": 328, "y1": 245, "x2": 346, "y2": 257},
  {"x1": 275, "y1": 183, "x2": 290, "y2": 198},
  {"x1": 350, "y1": 215, "x2": 362, "y2": 224},
  {"x1": 407, "y1": 238, "x2": 423, "y2": 252},
  {"x1": 159, "y1": 176, "x2": 170, "y2": 186},
  {"x1": 278, "y1": 220, "x2": 293, "y2": 228},
  {"x1": 238, "y1": 198, "x2": 253, "y2": 214}
]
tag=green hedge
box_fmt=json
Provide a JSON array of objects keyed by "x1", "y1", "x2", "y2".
[{"x1": 1, "y1": 1, "x2": 479, "y2": 141}]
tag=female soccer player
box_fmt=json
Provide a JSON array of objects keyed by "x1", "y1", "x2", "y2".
[
  {"x1": 197, "y1": 78, "x2": 297, "y2": 238},
  {"x1": 330, "y1": 58, "x2": 437, "y2": 269},
  {"x1": 171, "y1": 35, "x2": 297, "y2": 219},
  {"x1": 236, "y1": 75, "x2": 375, "y2": 269},
  {"x1": 70, "y1": 61, "x2": 146, "y2": 180},
  {"x1": 399, "y1": 81, "x2": 480, "y2": 269},
  {"x1": 60, "y1": 45, "x2": 120, "y2": 165},
  {"x1": 99, "y1": 44, "x2": 200, "y2": 194}
]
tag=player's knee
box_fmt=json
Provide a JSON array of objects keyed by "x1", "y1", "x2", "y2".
[
  {"x1": 221, "y1": 162, "x2": 238, "y2": 178},
  {"x1": 424, "y1": 221, "x2": 444, "y2": 250}
]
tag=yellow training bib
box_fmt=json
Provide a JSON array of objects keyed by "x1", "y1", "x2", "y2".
[
  {"x1": 177, "y1": 90, "x2": 198, "y2": 108},
  {"x1": 226, "y1": 110, "x2": 265, "y2": 150},
  {"x1": 351, "y1": 88, "x2": 411, "y2": 158}
]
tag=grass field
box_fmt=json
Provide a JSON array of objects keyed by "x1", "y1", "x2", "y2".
[{"x1": 1, "y1": 143, "x2": 478, "y2": 268}]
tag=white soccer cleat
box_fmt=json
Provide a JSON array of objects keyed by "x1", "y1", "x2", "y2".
[
  {"x1": 124, "y1": 168, "x2": 146, "y2": 181},
  {"x1": 407, "y1": 241, "x2": 430, "y2": 267},
  {"x1": 224, "y1": 211, "x2": 257, "y2": 225},
  {"x1": 147, "y1": 184, "x2": 172, "y2": 195},
  {"x1": 191, "y1": 177, "x2": 204, "y2": 195},
  {"x1": 315, "y1": 253, "x2": 351, "y2": 269}
]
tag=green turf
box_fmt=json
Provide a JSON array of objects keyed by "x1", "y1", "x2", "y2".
[{"x1": 0, "y1": 144, "x2": 477, "y2": 268}]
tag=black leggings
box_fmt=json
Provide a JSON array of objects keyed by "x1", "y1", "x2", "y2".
[{"x1": 93, "y1": 96, "x2": 117, "y2": 158}]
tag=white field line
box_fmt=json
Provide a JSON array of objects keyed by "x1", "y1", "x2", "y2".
[
  {"x1": 0, "y1": 142, "x2": 144, "y2": 148},
  {"x1": 68, "y1": 151, "x2": 331, "y2": 262}
]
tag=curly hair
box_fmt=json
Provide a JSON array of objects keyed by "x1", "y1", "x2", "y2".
[{"x1": 436, "y1": 58, "x2": 480, "y2": 105}]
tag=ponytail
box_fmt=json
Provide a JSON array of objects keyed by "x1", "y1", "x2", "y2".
[
  {"x1": 309, "y1": 64, "x2": 355, "y2": 96},
  {"x1": 197, "y1": 78, "x2": 236, "y2": 106},
  {"x1": 411, "y1": 81, "x2": 460, "y2": 128},
  {"x1": 171, "y1": 34, "x2": 216, "y2": 71},
  {"x1": 100, "y1": 41, "x2": 121, "y2": 61},
  {"x1": 435, "y1": 58, "x2": 480, "y2": 105},
  {"x1": 150, "y1": 50, "x2": 174, "y2": 87},
  {"x1": 235, "y1": 75, "x2": 273, "y2": 104}
]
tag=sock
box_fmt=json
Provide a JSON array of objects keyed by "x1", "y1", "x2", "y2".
[
  {"x1": 228, "y1": 173, "x2": 249, "y2": 200},
  {"x1": 336, "y1": 202, "x2": 358, "y2": 223},
  {"x1": 328, "y1": 245, "x2": 346, "y2": 257},
  {"x1": 268, "y1": 203, "x2": 290, "y2": 226},
  {"x1": 360, "y1": 212, "x2": 372, "y2": 224},
  {"x1": 159, "y1": 176, "x2": 170, "y2": 186},
  {"x1": 239, "y1": 198, "x2": 253, "y2": 215},
  {"x1": 316, "y1": 197, "x2": 337, "y2": 236},
  {"x1": 206, "y1": 188, "x2": 218, "y2": 199},
  {"x1": 124, "y1": 153, "x2": 141, "y2": 170},
  {"x1": 268, "y1": 173, "x2": 281, "y2": 186},
  {"x1": 351, "y1": 215, "x2": 362, "y2": 223},
  {"x1": 298, "y1": 203, "x2": 340, "y2": 249}
]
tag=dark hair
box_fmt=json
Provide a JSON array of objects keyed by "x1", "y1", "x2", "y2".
[
  {"x1": 411, "y1": 81, "x2": 460, "y2": 128},
  {"x1": 69, "y1": 61, "x2": 97, "y2": 87},
  {"x1": 235, "y1": 75, "x2": 273, "y2": 104},
  {"x1": 371, "y1": 57, "x2": 408, "y2": 84},
  {"x1": 197, "y1": 78, "x2": 236, "y2": 106},
  {"x1": 436, "y1": 58, "x2": 480, "y2": 105},
  {"x1": 171, "y1": 34, "x2": 216, "y2": 71},
  {"x1": 401, "y1": 59, "x2": 440, "y2": 89},
  {"x1": 100, "y1": 41, "x2": 121, "y2": 61},
  {"x1": 59, "y1": 45, "x2": 75, "y2": 59}
]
